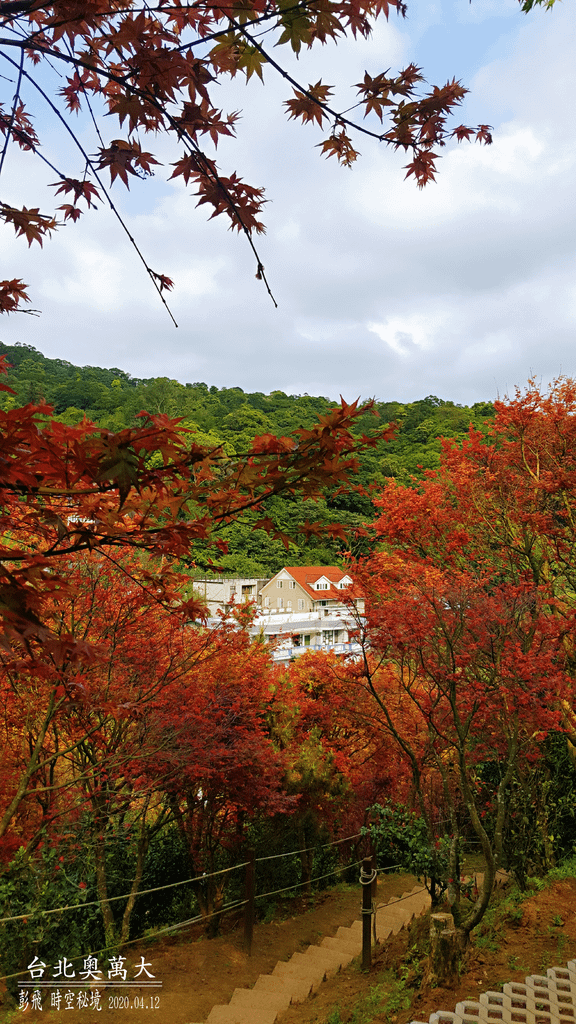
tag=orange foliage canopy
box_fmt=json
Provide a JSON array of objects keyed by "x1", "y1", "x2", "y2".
[
  {"x1": 0, "y1": 352, "x2": 395, "y2": 860},
  {"x1": 348, "y1": 379, "x2": 576, "y2": 939},
  {"x1": 355, "y1": 378, "x2": 576, "y2": 783}
]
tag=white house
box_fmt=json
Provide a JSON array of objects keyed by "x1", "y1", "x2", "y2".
[{"x1": 254, "y1": 566, "x2": 363, "y2": 662}]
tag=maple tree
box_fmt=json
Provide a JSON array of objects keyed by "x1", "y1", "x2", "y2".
[
  {"x1": 0, "y1": 352, "x2": 392, "y2": 655},
  {"x1": 145, "y1": 609, "x2": 291, "y2": 934},
  {"x1": 1, "y1": 549, "x2": 290, "y2": 949},
  {"x1": 0, "y1": 0, "x2": 494, "y2": 314},
  {"x1": 0, "y1": 552, "x2": 194, "y2": 938},
  {"x1": 262, "y1": 648, "x2": 403, "y2": 890},
  {"x1": 0, "y1": 339, "x2": 399, "y2": 925},
  {"x1": 348, "y1": 379, "x2": 576, "y2": 953}
]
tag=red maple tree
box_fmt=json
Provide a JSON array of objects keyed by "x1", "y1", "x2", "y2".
[
  {"x1": 348, "y1": 379, "x2": 576, "y2": 952},
  {"x1": 1, "y1": 548, "x2": 293, "y2": 941},
  {"x1": 0, "y1": 0, "x2": 493, "y2": 312}
]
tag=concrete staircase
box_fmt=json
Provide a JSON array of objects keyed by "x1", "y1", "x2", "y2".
[{"x1": 201, "y1": 883, "x2": 431, "y2": 1024}]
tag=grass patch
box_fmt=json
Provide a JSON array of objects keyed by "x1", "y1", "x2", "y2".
[{"x1": 322, "y1": 975, "x2": 414, "y2": 1024}]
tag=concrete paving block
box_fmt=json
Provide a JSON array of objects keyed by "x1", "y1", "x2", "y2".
[{"x1": 454, "y1": 999, "x2": 482, "y2": 1022}]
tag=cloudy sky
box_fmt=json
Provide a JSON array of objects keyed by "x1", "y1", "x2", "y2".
[{"x1": 0, "y1": 0, "x2": 574, "y2": 405}]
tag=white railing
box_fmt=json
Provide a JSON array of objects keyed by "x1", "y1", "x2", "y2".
[
  {"x1": 254, "y1": 607, "x2": 353, "y2": 626},
  {"x1": 270, "y1": 641, "x2": 361, "y2": 662}
]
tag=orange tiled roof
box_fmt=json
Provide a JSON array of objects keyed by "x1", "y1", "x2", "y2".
[{"x1": 280, "y1": 566, "x2": 358, "y2": 601}]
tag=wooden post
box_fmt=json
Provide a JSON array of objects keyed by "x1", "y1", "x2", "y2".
[
  {"x1": 361, "y1": 856, "x2": 372, "y2": 971},
  {"x1": 243, "y1": 848, "x2": 255, "y2": 956},
  {"x1": 370, "y1": 845, "x2": 378, "y2": 943}
]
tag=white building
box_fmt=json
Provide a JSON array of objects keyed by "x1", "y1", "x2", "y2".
[
  {"x1": 193, "y1": 577, "x2": 268, "y2": 617},
  {"x1": 254, "y1": 566, "x2": 363, "y2": 663}
]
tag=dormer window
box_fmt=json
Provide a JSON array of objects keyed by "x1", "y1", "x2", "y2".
[{"x1": 315, "y1": 582, "x2": 329, "y2": 590}]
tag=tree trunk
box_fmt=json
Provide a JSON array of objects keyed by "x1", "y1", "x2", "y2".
[
  {"x1": 428, "y1": 913, "x2": 460, "y2": 987},
  {"x1": 300, "y1": 846, "x2": 313, "y2": 896},
  {"x1": 120, "y1": 831, "x2": 150, "y2": 944},
  {"x1": 94, "y1": 838, "x2": 117, "y2": 948}
]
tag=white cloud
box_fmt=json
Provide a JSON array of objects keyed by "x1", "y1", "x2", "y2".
[
  {"x1": 368, "y1": 315, "x2": 441, "y2": 356},
  {"x1": 1, "y1": 0, "x2": 575, "y2": 405}
]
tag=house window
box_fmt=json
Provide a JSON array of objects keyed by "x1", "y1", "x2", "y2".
[
  {"x1": 316, "y1": 582, "x2": 328, "y2": 590},
  {"x1": 287, "y1": 600, "x2": 292, "y2": 609},
  {"x1": 264, "y1": 597, "x2": 270, "y2": 607},
  {"x1": 242, "y1": 584, "x2": 253, "y2": 595},
  {"x1": 277, "y1": 580, "x2": 283, "y2": 589},
  {"x1": 278, "y1": 598, "x2": 283, "y2": 609},
  {"x1": 298, "y1": 599, "x2": 304, "y2": 610},
  {"x1": 289, "y1": 581, "x2": 296, "y2": 589},
  {"x1": 304, "y1": 634, "x2": 311, "y2": 647}
]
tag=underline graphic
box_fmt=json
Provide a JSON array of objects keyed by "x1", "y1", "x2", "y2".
[{"x1": 18, "y1": 982, "x2": 162, "y2": 988}]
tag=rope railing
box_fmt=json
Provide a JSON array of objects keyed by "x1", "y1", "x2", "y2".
[
  {"x1": 0, "y1": 831, "x2": 365, "y2": 926},
  {"x1": 0, "y1": 860, "x2": 250, "y2": 926},
  {"x1": 255, "y1": 831, "x2": 361, "y2": 863},
  {"x1": 0, "y1": 839, "x2": 428, "y2": 987},
  {"x1": 0, "y1": 897, "x2": 251, "y2": 984},
  {"x1": 254, "y1": 858, "x2": 364, "y2": 902}
]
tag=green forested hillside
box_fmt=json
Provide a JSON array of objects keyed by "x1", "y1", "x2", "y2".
[{"x1": 0, "y1": 341, "x2": 495, "y2": 574}]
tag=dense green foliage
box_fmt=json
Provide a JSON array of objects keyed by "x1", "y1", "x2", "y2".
[
  {"x1": 0, "y1": 816, "x2": 359, "y2": 995},
  {"x1": 0, "y1": 342, "x2": 495, "y2": 575}
]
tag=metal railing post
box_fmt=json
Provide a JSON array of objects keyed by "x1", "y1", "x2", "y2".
[
  {"x1": 243, "y1": 848, "x2": 255, "y2": 955},
  {"x1": 361, "y1": 856, "x2": 373, "y2": 971}
]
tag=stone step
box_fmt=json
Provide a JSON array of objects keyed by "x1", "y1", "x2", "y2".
[
  {"x1": 205, "y1": 1004, "x2": 278, "y2": 1024},
  {"x1": 229, "y1": 985, "x2": 291, "y2": 1013},
  {"x1": 252, "y1": 974, "x2": 297, "y2": 1002},
  {"x1": 204, "y1": 880, "x2": 434, "y2": 1024},
  {"x1": 321, "y1": 934, "x2": 360, "y2": 956},
  {"x1": 286, "y1": 948, "x2": 339, "y2": 979},
  {"x1": 272, "y1": 960, "x2": 322, "y2": 997}
]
